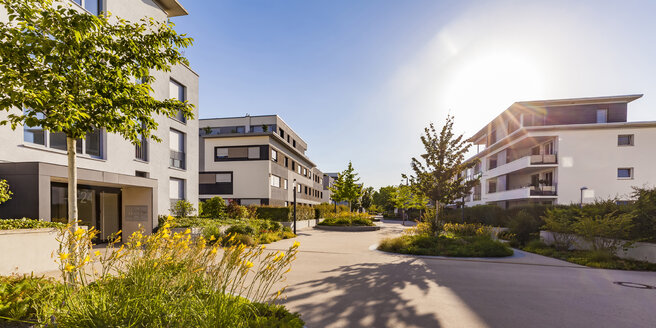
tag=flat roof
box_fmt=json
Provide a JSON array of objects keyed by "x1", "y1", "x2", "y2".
[
  {"x1": 468, "y1": 94, "x2": 643, "y2": 142},
  {"x1": 154, "y1": 0, "x2": 188, "y2": 17},
  {"x1": 200, "y1": 115, "x2": 309, "y2": 146}
]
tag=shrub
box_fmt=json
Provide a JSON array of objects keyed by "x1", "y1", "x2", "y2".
[
  {"x1": 573, "y1": 211, "x2": 634, "y2": 252},
  {"x1": 256, "y1": 207, "x2": 291, "y2": 221},
  {"x1": 319, "y1": 212, "x2": 375, "y2": 226},
  {"x1": 378, "y1": 234, "x2": 513, "y2": 257},
  {"x1": 508, "y1": 210, "x2": 542, "y2": 245},
  {"x1": 200, "y1": 196, "x2": 227, "y2": 218},
  {"x1": 443, "y1": 223, "x2": 491, "y2": 237},
  {"x1": 0, "y1": 218, "x2": 65, "y2": 230},
  {"x1": 225, "y1": 223, "x2": 256, "y2": 236},
  {"x1": 226, "y1": 201, "x2": 249, "y2": 220},
  {"x1": 630, "y1": 187, "x2": 656, "y2": 241},
  {"x1": 0, "y1": 179, "x2": 12, "y2": 205},
  {"x1": 541, "y1": 207, "x2": 578, "y2": 250},
  {"x1": 170, "y1": 199, "x2": 196, "y2": 218},
  {"x1": 0, "y1": 275, "x2": 62, "y2": 324}
]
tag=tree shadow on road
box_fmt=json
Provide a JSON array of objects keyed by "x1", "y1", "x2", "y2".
[{"x1": 284, "y1": 259, "x2": 441, "y2": 328}]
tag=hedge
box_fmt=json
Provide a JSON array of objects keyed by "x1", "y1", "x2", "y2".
[
  {"x1": 256, "y1": 206, "x2": 314, "y2": 222},
  {"x1": 314, "y1": 203, "x2": 349, "y2": 219},
  {"x1": 0, "y1": 218, "x2": 65, "y2": 230}
]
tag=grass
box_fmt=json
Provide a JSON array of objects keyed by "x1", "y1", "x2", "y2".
[
  {"x1": 0, "y1": 218, "x2": 65, "y2": 230},
  {"x1": 379, "y1": 234, "x2": 513, "y2": 257},
  {"x1": 522, "y1": 240, "x2": 656, "y2": 271}
]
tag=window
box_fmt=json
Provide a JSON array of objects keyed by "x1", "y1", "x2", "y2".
[
  {"x1": 169, "y1": 129, "x2": 185, "y2": 169},
  {"x1": 279, "y1": 129, "x2": 285, "y2": 138},
  {"x1": 284, "y1": 179, "x2": 288, "y2": 190},
  {"x1": 544, "y1": 172, "x2": 553, "y2": 186},
  {"x1": 71, "y1": 0, "x2": 103, "y2": 15},
  {"x1": 135, "y1": 126, "x2": 148, "y2": 161},
  {"x1": 293, "y1": 140, "x2": 296, "y2": 147},
  {"x1": 169, "y1": 79, "x2": 186, "y2": 123},
  {"x1": 23, "y1": 111, "x2": 45, "y2": 145},
  {"x1": 50, "y1": 132, "x2": 67, "y2": 150},
  {"x1": 291, "y1": 162, "x2": 296, "y2": 171},
  {"x1": 135, "y1": 171, "x2": 149, "y2": 178},
  {"x1": 215, "y1": 148, "x2": 228, "y2": 159},
  {"x1": 617, "y1": 168, "x2": 633, "y2": 179},
  {"x1": 270, "y1": 175, "x2": 281, "y2": 188},
  {"x1": 169, "y1": 178, "x2": 184, "y2": 200},
  {"x1": 488, "y1": 157, "x2": 498, "y2": 170},
  {"x1": 297, "y1": 184, "x2": 302, "y2": 193},
  {"x1": 303, "y1": 168, "x2": 307, "y2": 176},
  {"x1": 84, "y1": 128, "x2": 103, "y2": 157},
  {"x1": 304, "y1": 186, "x2": 308, "y2": 194},
  {"x1": 216, "y1": 173, "x2": 232, "y2": 183},
  {"x1": 618, "y1": 134, "x2": 634, "y2": 146},
  {"x1": 544, "y1": 141, "x2": 554, "y2": 155},
  {"x1": 271, "y1": 149, "x2": 278, "y2": 162},
  {"x1": 284, "y1": 157, "x2": 289, "y2": 167},
  {"x1": 596, "y1": 109, "x2": 608, "y2": 123},
  {"x1": 287, "y1": 135, "x2": 290, "y2": 142},
  {"x1": 297, "y1": 165, "x2": 302, "y2": 174},
  {"x1": 250, "y1": 124, "x2": 276, "y2": 133},
  {"x1": 248, "y1": 147, "x2": 260, "y2": 159},
  {"x1": 488, "y1": 180, "x2": 497, "y2": 193}
]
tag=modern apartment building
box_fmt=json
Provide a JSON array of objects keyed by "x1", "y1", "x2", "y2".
[
  {"x1": 0, "y1": 0, "x2": 199, "y2": 240},
  {"x1": 198, "y1": 115, "x2": 326, "y2": 206},
  {"x1": 463, "y1": 94, "x2": 656, "y2": 208}
]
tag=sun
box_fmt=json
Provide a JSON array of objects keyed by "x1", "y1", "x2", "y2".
[{"x1": 442, "y1": 50, "x2": 546, "y2": 120}]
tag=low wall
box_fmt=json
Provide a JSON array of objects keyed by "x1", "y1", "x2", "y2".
[
  {"x1": 282, "y1": 218, "x2": 323, "y2": 230},
  {"x1": 540, "y1": 231, "x2": 656, "y2": 263},
  {"x1": 0, "y1": 228, "x2": 60, "y2": 275}
]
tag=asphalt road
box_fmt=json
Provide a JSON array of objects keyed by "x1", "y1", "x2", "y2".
[{"x1": 268, "y1": 220, "x2": 656, "y2": 328}]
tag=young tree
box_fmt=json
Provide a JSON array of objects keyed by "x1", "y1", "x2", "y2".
[
  {"x1": 0, "y1": 0, "x2": 194, "y2": 226},
  {"x1": 373, "y1": 186, "x2": 397, "y2": 213},
  {"x1": 391, "y1": 184, "x2": 411, "y2": 225},
  {"x1": 360, "y1": 186, "x2": 374, "y2": 211},
  {"x1": 408, "y1": 115, "x2": 479, "y2": 233},
  {"x1": 330, "y1": 161, "x2": 363, "y2": 211}
]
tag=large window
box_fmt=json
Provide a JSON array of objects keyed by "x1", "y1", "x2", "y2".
[
  {"x1": 271, "y1": 149, "x2": 278, "y2": 162},
  {"x1": 23, "y1": 110, "x2": 103, "y2": 158},
  {"x1": 596, "y1": 109, "x2": 608, "y2": 123},
  {"x1": 248, "y1": 147, "x2": 260, "y2": 159},
  {"x1": 169, "y1": 129, "x2": 185, "y2": 169},
  {"x1": 169, "y1": 178, "x2": 185, "y2": 200},
  {"x1": 169, "y1": 79, "x2": 186, "y2": 123}
]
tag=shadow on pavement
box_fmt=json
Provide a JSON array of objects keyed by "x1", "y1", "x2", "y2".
[{"x1": 285, "y1": 259, "x2": 441, "y2": 328}]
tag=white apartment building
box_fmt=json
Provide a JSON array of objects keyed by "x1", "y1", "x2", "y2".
[
  {"x1": 199, "y1": 115, "x2": 325, "y2": 206},
  {"x1": 0, "y1": 0, "x2": 199, "y2": 240},
  {"x1": 463, "y1": 94, "x2": 656, "y2": 208}
]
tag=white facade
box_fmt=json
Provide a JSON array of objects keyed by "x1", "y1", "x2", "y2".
[
  {"x1": 463, "y1": 95, "x2": 656, "y2": 207},
  {"x1": 199, "y1": 115, "x2": 326, "y2": 206},
  {"x1": 0, "y1": 0, "x2": 198, "y2": 239}
]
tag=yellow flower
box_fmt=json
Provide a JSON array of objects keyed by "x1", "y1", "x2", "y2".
[
  {"x1": 209, "y1": 235, "x2": 216, "y2": 241},
  {"x1": 58, "y1": 253, "x2": 70, "y2": 260},
  {"x1": 64, "y1": 264, "x2": 75, "y2": 272},
  {"x1": 82, "y1": 255, "x2": 91, "y2": 264},
  {"x1": 260, "y1": 245, "x2": 266, "y2": 250},
  {"x1": 273, "y1": 251, "x2": 285, "y2": 262},
  {"x1": 136, "y1": 241, "x2": 142, "y2": 247},
  {"x1": 292, "y1": 241, "x2": 300, "y2": 248},
  {"x1": 94, "y1": 251, "x2": 101, "y2": 257},
  {"x1": 184, "y1": 228, "x2": 191, "y2": 234},
  {"x1": 244, "y1": 261, "x2": 254, "y2": 269},
  {"x1": 210, "y1": 247, "x2": 218, "y2": 255}
]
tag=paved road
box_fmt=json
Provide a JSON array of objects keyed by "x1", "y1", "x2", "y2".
[{"x1": 268, "y1": 220, "x2": 656, "y2": 328}]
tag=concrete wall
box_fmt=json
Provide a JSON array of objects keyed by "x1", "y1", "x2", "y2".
[
  {"x1": 540, "y1": 231, "x2": 656, "y2": 263},
  {"x1": 0, "y1": 229, "x2": 60, "y2": 275}
]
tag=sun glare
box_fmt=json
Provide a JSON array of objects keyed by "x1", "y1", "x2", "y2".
[{"x1": 443, "y1": 50, "x2": 545, "y2": 121}]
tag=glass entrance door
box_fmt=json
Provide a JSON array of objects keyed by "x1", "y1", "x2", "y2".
[{"x1": 100, "y1": 192, "x2": 120, "y2": 240}]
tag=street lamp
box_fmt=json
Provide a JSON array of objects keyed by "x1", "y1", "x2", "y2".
[
  {"x1": 580, "y1": 186, "x2": 588, "y2": 208},
  {"x1": 293, "y1": 179, "x2": 297, "y2": 234}
]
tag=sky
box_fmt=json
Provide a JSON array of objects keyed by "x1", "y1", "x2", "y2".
[{"x1": 171, "y1": 0, "x2": 656, "y2": 189}]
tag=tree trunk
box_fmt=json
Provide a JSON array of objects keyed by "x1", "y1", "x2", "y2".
[
  {"x1": 434, "y1": 200, "x2": 440, "y2": 234},
  {"x1": 67, "y1": 137, "x2": 78, "y2": 229},
  {"x1": 402, "y1": 209, "x2": 405, "y2": 226}
]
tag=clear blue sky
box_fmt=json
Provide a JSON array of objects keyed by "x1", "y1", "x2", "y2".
[{"x1": 171, "y1": 0, "x2": 656, "y2": 189}]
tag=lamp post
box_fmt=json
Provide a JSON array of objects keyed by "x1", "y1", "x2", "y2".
[
  {"x1": 580, "y1": 186, "x2": 588, "y2": 208},
  {"x1": 293, "y1": 179, "x2": 297, "y2": 234}
]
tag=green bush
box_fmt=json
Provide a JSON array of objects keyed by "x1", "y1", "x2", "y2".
[
  {"x1": 225, "y1": 223, "x2": 256, "y2": 236},
  {"x1": 522, "y1": 242, "x2": 656, "y2": 271},
  {"x1": 256, "y1": 207, "x2": 291, "y2": 221},
  {"x1": 226, "y1": 201, "x2": 249, "y2": 220},
  {"x1": 630, "y1": 187, "x2": 656, "y2": 241},
  {"x1": 0, "y1": 218, "x2": 65, "y2": 230},
  {"x1": 508, "y1": 210, "x2": 542, "y2": 245},
  {"x1": 0, "y1": 179, "x2": 12, "y2": 205},
  {"x1": 378, "y1": 234, "x2": 513, "y2": 257},
  {"x1": 443, "y1": 222, "x2": 491, "y2": 237},
  {"x1": 318, "y1": 212, "x2": 374, "y2": 226},
  {"x1": 200, "y1": 196, "x2": 227, "y2": 218},
  {"x1": 170, "y1": 200, "x2": 196, "y2": 218}
]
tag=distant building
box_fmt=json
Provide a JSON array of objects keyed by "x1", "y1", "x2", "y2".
[
  {"x1": 463, "y1": 94, "x2": 655, "y2": 208},
  {"x1": 198, "y1": 115, "x2": 325, "y2": 206}
]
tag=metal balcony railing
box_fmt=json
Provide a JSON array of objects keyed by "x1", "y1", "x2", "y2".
[{"x1": 529, "y1": 184, "x2": 558, "y2": 196}]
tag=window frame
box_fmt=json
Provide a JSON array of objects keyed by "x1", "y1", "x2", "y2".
[
  {"x1": 617, "y1": 134, "x2": 634, "y2": 146},
  {"x1": 617, "y1": 168, "x2": 633, "y2": 179},
  {"x1": 270, "y1": 175, "x2": 281, "y2": 188},
  {"x1": 169, "y1": 79, "x2": 187, "y2": 124}
]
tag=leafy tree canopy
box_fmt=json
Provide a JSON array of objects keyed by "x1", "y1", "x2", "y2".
[{"x1": 330, "y1": 161, "x2": 363, "y2": 211}]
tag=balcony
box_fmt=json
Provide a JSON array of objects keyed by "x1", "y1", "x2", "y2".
[
  {"x1": 486, "y1": 153, "x2": 558, "y2": 178},
  {"x1": 486, "y1": 184, "x2": 557, "y2": 202}
]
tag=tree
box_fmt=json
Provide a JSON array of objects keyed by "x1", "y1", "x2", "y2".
[
  {"x1": 360, "y1": 187, "x2": 374, "y2": 211},
  {"x1": 408, "y1": 115, "x2": 479, "y2": 234},
  {"x1": 373, "y1": 186, "x2": 396, "y2": 212},
  {"x1": 200, "y1": 196, "x2": 227, "y2": 219},
  {"x1": 0, "y1": 0, "x2": 194, "y2": 227},
  {"x1": 0, "y1": 179, "x2": 12, "y2": 205},
  {"x1": 391, "y1": 184, "x2": 411, "y2": 225},
  {"x1": 330, "y1": 161, "x2": 363, "y2": 211}
]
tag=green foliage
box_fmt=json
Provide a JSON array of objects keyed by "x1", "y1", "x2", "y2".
[
  {"x1": 0, "y1": 275, "x2": 62, "y2": 323},
  {"x1": 407, "y1": 115, "x2": 480, "y2": 233},
  {"x1": 360, "y1": 187, "x2": 374, "y2": 210},
  {"x1": 508, "y1": 210, "x2": 542, "y2": 246},
  {"x1": 367, "y1": 204, "x2": 383, "y2": 214},
  {"x1": 522, "y1": 242, "x2": 656, "y2": 271},
  {"x1": 170, "y1": 200, "x2": 196, "y2": 218},
  {"x1": 318, "y1": 212, "x2": 374, "y2": 226},
  {"x1": 378, "y1": 234, "x2": 513, "y2": 257},
  {"x1": 572, "y1": 212, "x2": 634, "y2": 252},
  {"x1": 442, "y1": 223, "x2": 492, "y2": 237},
  {"x1": 630, "y1": 187, "x2": 656, "y2": 241},
  {"x1": 0, "y1": 218, "x2": 65, "y2": 230},
  {"x1": 226, "y1": 201, "x2": 250, "y2": 220},
  {"x1": 330, "y1": 161, "x2": 363, "y2": 211},
  {"x1": 200, "y1": 197, "x2": 227, "y2": 219},
  {"x1": 373, "y1": 186, "x2": 397, "y2": 212},
  {"x1": 541, "y1": 207, "x2": 578, "y2": 250},
  {"x1": 256, "y1": 206, "x2": 291, "y2": 221},
  {"x1": 0, "y1": 179, "x2": 12, "y2": 205},
  {"x1": 225, "y1": 223, "x2": 257, "y2": 236}
]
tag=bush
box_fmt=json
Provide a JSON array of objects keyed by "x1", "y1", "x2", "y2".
[
  {"x1": 200, "y1": 197, "x2": 227, "y2": 218},
  {"x1": 256, "y1": 207, "x2": 291, "y2": 221},
  {"x1": 170, "y1": 200, "x2": 196, "y2": 218},
  {"x1": 319, "y1": 212, "x2": 375, "y2": 226},
  {"x1": 0, "y1": 275, "x2": 62, "y2": 324},
  {"x1": 443, "y1": 223, "x2": 491, "y2": 237},
  {"x1": 541, "y1": 207, "x2": 578, "y2": 250},
  {"x1": 0, "y1": 218, "x2": 65, "y2": 230},
  {"x1": 378, "y1": 234, "x2": 513, "y2": 257},
  {"x1": 0, "y1": 179, "x2": 12, "y2": 205},
  {"x1": 630, "y1": 187, "x2": 656, "y2": 241},
  {"x1": 573, "y1": 211, "x2": 634, "y2": 252},
  {"x1": 508, "y1": 210, "x2": 542, "y2": 246},
  {"x1": 225, "y1": 223, "x2": 256, "y2": 236},
  {"x1": 226, "y1": 201, "x2": 249, "y2": 220}
]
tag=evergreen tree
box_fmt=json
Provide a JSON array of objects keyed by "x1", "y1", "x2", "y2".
[{"x1": 330, "y1": 161, "x2": 363, "y2": 211}]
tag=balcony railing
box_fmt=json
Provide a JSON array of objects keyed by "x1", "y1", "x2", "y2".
[
  {"x1": 530, "y1": 154, "x2": 557, "y2": 165},
  {"x1": 170, "y1": 150, "x2": 186, "y2": 170},
  {"x1": 529, "y1": 184, "x2": 557, "y2": 196}
]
